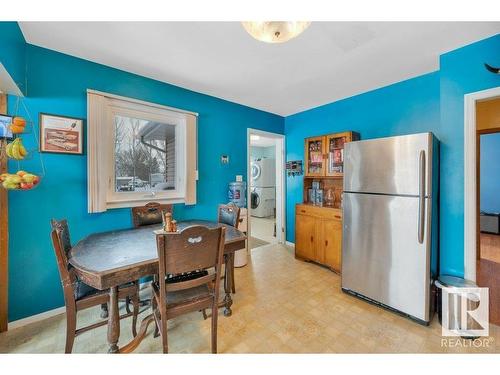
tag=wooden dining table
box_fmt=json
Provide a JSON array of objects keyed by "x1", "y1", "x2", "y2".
[{"x1": 69, "y1": 220, "x2": 247, "y2": 353}]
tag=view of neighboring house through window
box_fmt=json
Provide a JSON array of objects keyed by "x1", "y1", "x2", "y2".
[
  {"x1": 87, "y1": 90, "x2": 197, "y2": 212},
  {"x1": 114, "y1": 115, "x2": 176, "y2": 193}
]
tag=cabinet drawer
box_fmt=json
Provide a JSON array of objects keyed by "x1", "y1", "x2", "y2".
[{"x1": 296, "y1": 204, "x2": 342, "y2": 220}]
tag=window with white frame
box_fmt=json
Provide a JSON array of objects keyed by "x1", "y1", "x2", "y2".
[{"x1": 87, "y1": 90, "x2": 197, "y2": 213}]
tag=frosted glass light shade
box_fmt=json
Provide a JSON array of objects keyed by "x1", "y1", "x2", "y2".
[{"x1": 242, "y1": 22, "x2": 311, "y2": 43}]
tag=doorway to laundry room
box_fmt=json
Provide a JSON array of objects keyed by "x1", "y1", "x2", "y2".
[{"x1": 247, "y1": 129, "x2": 285, "y2": 251}]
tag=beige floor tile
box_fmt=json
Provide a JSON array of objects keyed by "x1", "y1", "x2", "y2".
[{"x1": 1, "y1": 243, "x2": 499, "y2": 354}]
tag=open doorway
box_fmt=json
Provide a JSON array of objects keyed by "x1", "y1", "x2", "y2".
[
  {"x1": 476, "y1": 97, "x2": 500, "y2": 325},
  {"x1": 247, "y1": 129, "x2": 285, "y2": 251}
]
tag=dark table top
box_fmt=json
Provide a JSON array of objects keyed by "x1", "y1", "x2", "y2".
[{"x1": 69, "y1": 220, "x2": 246, "y2": 276}]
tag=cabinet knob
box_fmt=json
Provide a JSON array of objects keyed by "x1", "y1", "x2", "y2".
[
  {"x1": 334, "y1": 215, "x2": 341, "y2": 219},
  {"x1": 300, "y1": 210, "x2": 306, "y2": 213},
  {"x1": 325, "y1": 240, "x2": 328, "y2": 246},
  {"x1": 310, "y1": 236, "x2": 314, "y2": 242}
]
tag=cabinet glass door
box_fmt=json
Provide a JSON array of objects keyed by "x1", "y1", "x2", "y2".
[
  {"x1": 326, "y1": 132, "x2": 350, "y2": 177},
  {"x1": 305, "y1": 136, "x2": 325, "y2": 176}
]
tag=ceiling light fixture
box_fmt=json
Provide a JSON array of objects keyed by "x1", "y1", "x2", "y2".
[{"x1": 242, "y1": 22, "x2": 311, "y2": 44}]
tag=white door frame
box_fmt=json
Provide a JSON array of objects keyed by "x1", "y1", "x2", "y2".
[
  {"x1": 464, "y1": 86, "x2": 500, "y2": 282},
  {"x1": 247, "y1": 128, "x2": 286, "y2": 244}
]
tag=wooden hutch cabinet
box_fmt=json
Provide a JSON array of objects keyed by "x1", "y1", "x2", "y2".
[{"x1": 296, "y1": 130, "x2": 359, "y2": 273}]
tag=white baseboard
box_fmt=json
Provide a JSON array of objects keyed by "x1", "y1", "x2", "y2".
[
  {"x1": 286, "y1": 241, "x2": 295, "y2": 248},
  {"x1": 7, "y1": 281, "x2": 153, "y2": 331},
  {"x1": 8, "y1": 306, "x2": 66, "y2": 331}
]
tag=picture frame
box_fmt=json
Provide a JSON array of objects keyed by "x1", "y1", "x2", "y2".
[
  {"x1": 0, "y1": 114, "x2": 13, "y2": 140},
  {"x1": 39, "y1": 113, "x2": 84, "y2": 155}
]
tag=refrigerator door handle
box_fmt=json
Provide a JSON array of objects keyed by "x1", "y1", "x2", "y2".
[{"x1": 417, "y1": 150, "x2": 426, "y2": 244}]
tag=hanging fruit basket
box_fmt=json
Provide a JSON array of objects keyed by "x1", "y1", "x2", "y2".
[
  {"x1": 0, "y1": 96, "x2": 45, "y2": 191},
  {"x1": 0, "y1": 171, "x2": 41, "y2": 190}
]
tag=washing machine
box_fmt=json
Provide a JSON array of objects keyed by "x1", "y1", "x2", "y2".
[
  {"x1": 251, "y1": 158, "x2": 276, "y2": 188},
  {"x1": 250, "y1": 187, "x2": 275, "y2": 218}
]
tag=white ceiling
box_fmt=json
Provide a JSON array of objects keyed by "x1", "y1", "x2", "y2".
[{"x1": 19, "y1": 22, "x2": 500, "y2": 116}]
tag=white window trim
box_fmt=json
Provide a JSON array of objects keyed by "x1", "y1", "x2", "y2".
[{"x1": 87, "y1": 90, "x2": 198, "y2": 213}]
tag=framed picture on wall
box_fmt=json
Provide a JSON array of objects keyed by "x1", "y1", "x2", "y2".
[
  {"x1": 0, "y1": 114, "x2": 14, "y2": 139},
  {"x1": 39, "y1": 113, "x2": 84, "y2": 154}
]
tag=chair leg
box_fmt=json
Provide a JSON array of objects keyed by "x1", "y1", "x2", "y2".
[
  {"x1": 151, "y1": 295, "x2": 160, "y2": 338},
  {"x1": 100, "y1": 303, "x2": 108, "y2": 319},
  {"x1": 154, "y1": 324, "x2": 160, "y2": 338},
  {"x1": 160, "y1": 315, "x2": 168, "y2": 354},
  {"x1": 211, "y1": 300, "x2": 218, "y2": 354},
  {"x1": 125, "y1": 296, "x2": 132, "y2": 314},
  {"x1": 202, "y1": 309, "x2": 208, "y2": 320},
  {"x1": 231, "y1": 257, "x2": 236, "y2": 294},
  {"x1": 131, "y1": 286, "x2": 139, "y2": 337},
  {"x1": 65, "y1": 306, "x2": 77, "y2": 354}
]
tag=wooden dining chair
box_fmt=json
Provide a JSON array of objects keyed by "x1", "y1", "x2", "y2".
[
  {"x1": 217, "y1": 202, "x2": 240, "y2": 293},
  {"x1": 217, "y1": 202, "x2": 241, "y2": 228},
  {"x1": 132, "y1": 202, "x2": 173, "y2": 228},
  {"x1": 130, "y1": 202, "x2": 173, "y2": 306},
  {"x1": 152, "y1": 225, "x2": 226, "y2": 353},
  {"x1": 50, "y1": 219, "x2": 140, "y2": 353}
]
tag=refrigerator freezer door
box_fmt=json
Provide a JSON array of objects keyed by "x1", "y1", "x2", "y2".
[
  {"x1": 344, "y1": 133, "x2": 433, "y2": 196},
  {"x1": 342, "y1": 192, "x2": 431, "y2": 322}
]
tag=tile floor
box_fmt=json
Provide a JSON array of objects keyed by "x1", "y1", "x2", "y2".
[
  {"x1": 250, "y1": 216, "x2": 277, "y2": 244},
  {"x1": 1, "y1": 243, "x2": 499, "y2": 353}
]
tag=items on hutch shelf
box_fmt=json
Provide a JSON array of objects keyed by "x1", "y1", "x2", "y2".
[
  {"x1": 325, "y1": 188, "x2": 336, "y2": 207},
  {"x1": 305, "y1": 136, "x2": 326, "y2": 176},
  {"x1": 285, "y1": 160, "x2": 303, "y2": 177},
  {"x1": 308, "y1": 180, "x2": 324, "y2": 206},
  {"x1": 304, "y1": 131, "x2": 359, "y2": 177}
]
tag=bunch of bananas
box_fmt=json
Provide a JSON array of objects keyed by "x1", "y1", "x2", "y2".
[{"x1": 6, "y1": 138, "x2": 28, "y2": 160}]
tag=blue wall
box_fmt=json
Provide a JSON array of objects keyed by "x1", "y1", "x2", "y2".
[
  {"x1": 0, "y1": 22, "x2": 26, "y2": 94},
  {"x1": 285, "y1": 72, "x2": 441, "y2": 240},
  {"x1": 480, "y1": 133, "x2": 500, "y2": 213},
  {"x1": 3, "y1": 24, "x2": 499, "y2": 321},
  {"x1": 285, "y1": 33, "x2": 500, "y2": 278},
  {"x1": 6, "y1": 43, "x2": 283, "y2": 321},
  {"x1": 438, "y1": 34, "x2": 500, "y2": 276}
]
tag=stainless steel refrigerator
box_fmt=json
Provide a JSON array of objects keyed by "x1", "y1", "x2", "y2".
[{"x1": 342, "y1": 133, "x2": 439, "y2": 324}]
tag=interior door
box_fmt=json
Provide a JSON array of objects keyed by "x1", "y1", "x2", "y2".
[
  {"x1": 342, "y1": 192, "x2": 431, "y2": 322},
  {"x1": 295, "y1": 214, "x2": 316, "y2": 260}
]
